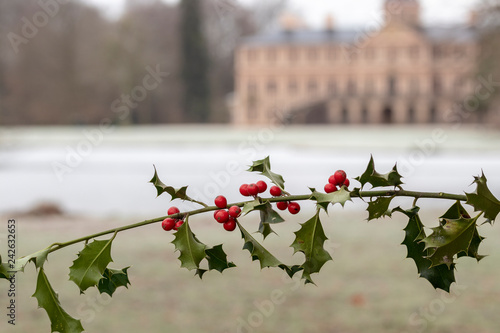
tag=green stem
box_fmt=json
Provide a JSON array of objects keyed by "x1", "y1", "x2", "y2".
[{"x1": 36, "y1": 189, "x2": 467, "y2": 257}]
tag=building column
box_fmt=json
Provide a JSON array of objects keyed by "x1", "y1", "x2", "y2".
[
  {"x1": 392, "y1": 99, "x2": 408, "y2": 124},
  {"x1": 327, "y1": 99, "x2": 343, "y2": 124},
  {"x1": 414, "y1": 99, "x2": 430, "y2": 123}
]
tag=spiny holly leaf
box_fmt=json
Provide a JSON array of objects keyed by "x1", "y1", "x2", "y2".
[
  {"x1": 11, "y1": 247, "x2": 50, "y2": 273},
  {"x1": 97, "y1": 267, "x2": 131, "y2": 296},
  {"x1": 205, "y1": 245, "x2": 236, "y2": 273},
  {"x1": 466, "y1": 172, "x2": 500, "y2": 222},
  {"x1": 355, "y1": 155, "x2": 403, "y2": 189},
  {"x1": 394, "y1": 206, "x2": 456, "y2": 292},
  {"x1": 33, "y1": 268, "x2": 84, "y2": 333},
  {"x1": 422, "y1": 214, "x2": 480, "y2": 268},
  {"x1": 171, "y1": 220, "x2": 206, "y2": 271},
  {"x1": 310, "y1": 187, "x2": 351, "y2": 211},
  {"x1": 439, "y1": 201, "x2": 484, "y2": 261},
  {"x1": 290, "y1": 212, "x2": 332, "y2": 284},
  {"x1": 237, "y1": 222, "x2": 300, "y2": 277},
  {"x1": 367, "y1": 196, "x2": 394, "y2": 221},
  {"x1": 247, "y1": 156, "x2": 285, "y2": 190},
  {"x1": 69, "y1": 237, "x2": 114, "y2": 293},
  {"x1": 150, "y1": 166, "x2": 204, "y2": 205},
  {"x1": 258, "y1": 222, "x2": 275, "y2": 239},
  {"x1": 242, "y1": 199, "x2": 284, "y2": 238}
]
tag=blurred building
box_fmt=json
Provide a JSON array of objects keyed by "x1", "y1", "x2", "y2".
[{"x1": 233, "y1": 0, "x2": 483, "y2": 125}]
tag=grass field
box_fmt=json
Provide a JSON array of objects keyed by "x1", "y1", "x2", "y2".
[{"x1": 2, "y1": 206, "x2": 500, "y2": 333}]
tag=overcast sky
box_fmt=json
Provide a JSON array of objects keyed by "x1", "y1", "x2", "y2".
[{"x1": 82, "y1": 0, "x2": 481, "y2": 28}]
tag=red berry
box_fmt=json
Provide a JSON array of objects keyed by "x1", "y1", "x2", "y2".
[
  {"x1": 215, "y1": 210, "x2": 229, "y2": 223},
  {"x1": 288, "y1": 202, "x2": 300, "y2": 214},
  {"x1": 167, "y1": 206, "x2": 180, "y2": 216},
  {"x1": 328, "y1": 175, "x2": 338, "y2": 185},
  {"x1": 214, "y1": 195, "x2": 227, "y2": 209},
  {"x1": 247, "y1": 183, "x2": 259, "y2": 196},
  {"x1": 228, "y1": 205, "x2": 241, "y2": 217},
  {"x1": 162, "y1": 218, "x2": 176, "y2": 231},
  {"x1": 214, "y1": 209, "x2": 223, "y2": 219},
  {"x1": 174, "y1": 220, "x2": 184, "y2": 230},
  {"x1": 343, "y1": 178, "x2": 350, "y2": 188},
  {"x1": 270, "y1": 186, "x2": 282, "y2": 197},
  {"x1": 239, "y1": 184, "x2": 250, "y2": 196},
  {"x1": 223, "y1": 218, "x2": 237, "y2": 231},
  {"x1": 324, "y1": 183, "x2": 337, "y2": 193},
  {"x1": 256, "y1": 180, "x2": 267, "y2": 193},
  {"x1": 334, "y1": 170, "x2": 347, "y2": 185},
  {"x1": 276, "y1": 201, "x2": 288, "y2": 210}
]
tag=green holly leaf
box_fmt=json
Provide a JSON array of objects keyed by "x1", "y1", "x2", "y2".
[
  {"x1": 33, "y1": 268, "x2": 84, "y2": 333},
  {"x1": 150, "y1": 166, "x2": 207, "y2": 207},
  {"x1": 205, "y1": 245, "x2": 236, "y2": 273},
  {"x1": 97, "y1": 267, "x2": 131, "y2": 296},
  {"x1": 466, "y1": 172, "x2": 500, "y2": 222},
  {"x1": 11, "y1": 247, "x2": 50, "y2": 274},
  {"x1": 438, "y1": 201, "x2": 485, "y2": 261},
  {"x1": 310, "y1": 187, "x2": 351, "y2": 211},
  {"x1": 247, "y1": 156, "x2": 285, "y2": 190},
  {"x1": 367, "y1": 196, "x2": 394, "y2": 221},
  {"x1": 394, "y1": 206, "x2": 456, "y2": 292},
  {"x1": 237, "y1": 222, "x2": 299, "y2": 277},
  {"x1": 69, "y1": 237, "x2": 115, "y2": 293},
  {"x1": 422, "y1": 213, "x2": 479, "y2": 268},
  {"x1": 0, "y1": 255, "x2": 11, "y2": 280},
  {"x1": 355, "y1": 155, "x2": 403, "y2": 189},
  {"x1": 290, "y1": 212, "x2": 332, "y2": 284},
  {"x1": 171, "y1": 220, "x2": 206, "y2": 271},
  {"x1": 242, "y1": 199, "x2": 283, "y2": 239}
]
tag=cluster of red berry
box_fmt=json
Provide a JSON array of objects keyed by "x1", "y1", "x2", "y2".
[
  {"x1": 269, "y1": 185, "x2": 301, "y2": 214},
  {"x1": 161, "y1": 206, "x2": 184, "y2": 231},
  {"x1": 324, "y1": 170, "x2": 350, "y2": 193},
  {"x1": 239, "y1": 180, "x2": 267, "y2": 197},
  {"x1": 213, "y1": 195, "x2": 239, "y2": 231}
]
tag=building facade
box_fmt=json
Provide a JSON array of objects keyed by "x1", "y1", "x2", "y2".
[{"x1": 233, "y1": 0, "x2": 481, "y2": 126}]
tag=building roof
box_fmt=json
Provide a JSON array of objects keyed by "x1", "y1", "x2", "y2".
[{"x1": 241, "y1": 24, "x2": 477, "y2": 47}]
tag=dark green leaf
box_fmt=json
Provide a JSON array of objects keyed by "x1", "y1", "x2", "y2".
[
  {"x1": 247, "y1": 156, "x2": 285, "y2": 190},
  {"x1": 242, "y1": 199, "x2": 284, "y2": 238},
  {"x1": 205, "y1": 245, "x2": 236, "y2": 273},
  {"x1": 150, "y1": 166, "x2": 205, "y2": 206},
  {"x1": 367, "y1": 196, "x2": 394, "y2": 221},
  {"x1": 355, "y1": 155, "x2": 403, "y2": 189},
  {"x1": 310, "y1": 187, "x2": 351, "y2": 211},
  {"x1": 171, "y1": 220, "x2": 206, "y2": 271},
  {"x1": 394, "y1": 206, "x2": 456, "y2": 292},
  {"x1": 33, "y1": 268, "x2": 84, "y2": 333},
  {"x1": 290, "y1": 212, "x2": 332, "y2": 284},
  {"x1": 238, "y1": 222, "x2": 299, "y2": 278},
  {"x1": 422, "y1": 214, "x2": 479, "y2": 268},
  {"x1": 97, "y1": 267, "x2": 131, "y2": 296},
  {"x1": 69, "y1": 237, "x2": 114, "y2": 293},
  {"x1": 466, "y1": 172, "x2": 500, "y2": 222},
  {"x1": 195, "y1": 269, "x2": 207, "y2": 278}
]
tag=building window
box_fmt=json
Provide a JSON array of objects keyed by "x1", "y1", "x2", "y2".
[
  {"x1": 327, "y1": 79, "x2": 337, "y2": 95},
  {"x1": 347, "y1": 79, "x2": 357, "y2": 96},
  {"x1": 307, "y1": 47, "x2": 318, "y2": 62},
  {"x1": 288, "y1": 79, "x2": 298, "y2": 94},
  {"x1": 408, "y1": 106, "x2": 415, "y2": 123},
  {"x1": 361, "y1": 107, "x2": 369, "y2": 123},
  {"x1": 267, "y1": 80, "x2": 277, "y2": 95},
  {"x1": 327, "y1": 46, "x2": 337, "y2": 60},
  {"x1": 267, "y1": 49, "x2": 277, "y2": 62},
  {"x1": 248, "y1": 49, "x2": 258, "y2": 62},
  {"x1": 307, "y1": 79, "x2": 318, "y2": 95},
  {"x1": 433, "y1": 46, "x2": 442, "y2": 59},
  {"x1": 288, "y1": 47, "x2": 299, "y2": 62},
  {"x1": 388, "y1": 76, "x2": 397, "y2": 96},
  {"x1": 454, "y1": 46, "x2": 465, "y2": 59},
  {"x1": 410, "y1": 78, "x2": 419, "y2": 95},
  {"x1": 366, "y1": 78, "x2": 375, "y2": 95},
  {"x1": 388, "y1": 47, "x2": 397, "y2": 61},
  {"x1": 247, "y1": 101, "x2": 257, "y2": 119},
  {"x1": 433, "y1": 76, "x2": 442, "y2": 95}
]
